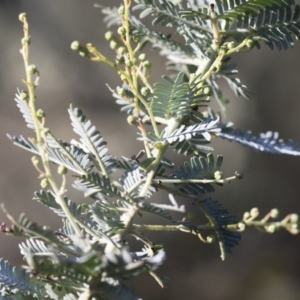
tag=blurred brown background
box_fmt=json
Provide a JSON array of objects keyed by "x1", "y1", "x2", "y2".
[{"x1": 1, "y1": 1, "x2": 300, "y2": 299}]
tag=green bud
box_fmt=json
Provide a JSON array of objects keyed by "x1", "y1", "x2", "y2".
[
  {"x1": 40, "y1": 178, "x2": 49, "y2": 189},
  {"x1": 120, "y1": 74, "x2": 127, "y2": 82},
  {"x1": 79, "y1": 51, "x2": 87, "y2": 57},
  {"x1": 187, "y1": 212, "x2": 196, "y2": 221},
  {"x1": 31, "y1": 156, "x2": 39, "y2": 166},
  {"x1": 117, "y1": 47, "x2": 126, "y2": 55},
  {"x1": 290, "y1": 214, "x2": 299, "y2": 223},
  {"x1": 28, "y1": 64, "x2": 38, "y2": 75},
  {"x1": 118, "y1": 5, "x2": 125, "y2": 15},
  {"x1": 125, "y1": 58, "x2": 133, "y2": 67},
  {"x1": 238, "y1": 222, "x2": 246, "y2": 231},
  {"x1": 138, "y1": 53, "x2": 147, "y2": 62},
  {"x1": 41, "y1": 128, "x2": 50, "y2": 138},
  {"x1": 117, "y1": 26, "x2": 126, "y2": 36},
  {"x1": 235, "y1": 171, "x2": 243, "y2": 179},
  {"x1": 142, "y1": 60, "x2": 152, "y2": 69},
  {"x1": 127, "y1": 115, "x2": 137, "y2": 126},
  {"x1": 70, "y1": 41, "x2": 80, "y2": 51},
  {"x1": 58, "y1": 165, "x2": 67, "y2": 175},
  {"x1": 141, "y1": 87, "x2": 150, "y2": 96},
  {"x1": 270, "y1": 208, "x2": 279, "y2": 219},
  {"x1": 19, "y1": 13, "x2": 27, "y2": 22},
  {"x1": 214, "y1": 170, "x2": 223, "y2": 180},
  {"x1": 206, "y1": 235, "x2": 215, "y2": 243},
  {"x1": 21, "y1": 37, "x2": 31, "y2": 46},
  {"x1": 110, "y1": 40, "x2": 118, "y2": 50},
  {"x1": 36, "y1": 109, "x2": 45, "y2": 119},
  {"x1": 227, "y1": 41, "x2": 235, "y2": 49},
  {"x1": 250, "y1": 207, "x2": 259, "y2": 218},
  {"x1": 115, "y1": 54, "x2": 125, "y2": 64},
  {"x1": 117, "y1": 87, "x2": 126, "y2": 97},
  {"x1": 246, "y1": 39, "x2": 254, "y2": 48},
  {"x1": 203, "y1": 86, "x2": 211, "y2": 95},
  {"x1": 20, "y1": 91, "x2": 28, "y2": 101},
  {"x1": 105, "y1": 31, "x2": 114, "y2": 41},
  {"x1": 132, "y1": 35, "x2": 141, "y2": 43}
]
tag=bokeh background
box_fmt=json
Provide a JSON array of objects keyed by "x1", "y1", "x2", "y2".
[{"x1": 1, "y1": 1, "x2": 300, "y2": 299}]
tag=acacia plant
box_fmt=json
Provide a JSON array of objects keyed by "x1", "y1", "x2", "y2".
[{"x1": 1, "y1": 0, "x2": 300, "y2": 299}]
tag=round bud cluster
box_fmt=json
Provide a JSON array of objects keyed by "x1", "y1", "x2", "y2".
[
  {"x1": 203, "y1": 86, "x2": 211, "y2": 95},
  {"x1": 138, "y1": 53, "x2": 147, "y2": 62},
  {"x1": 235, "y1": 171, "x2": 243, "y2": 179},
  {"x1": 117, "y1": 47, "x2": 126, "y2": 55},
  {"x1": 227, "y1": 41, "x2": 235, "y2": 49},
  {"x1": 115, "y1": 54, "x2": 125, "y2": 64},
  {"x1": 250, "y1": 207, "x2": 259, "y2": 218},
  {"x1": 21, "y1": 37, "x2": 31, "y2": 46},
  {"x1": 110, "y1": 40, "x2": 118, "y2": 50},
  {"x1": 28, "y1": 64, "x2": 38, "y2": 75},
  {"x1": 58, "y1": 165, "x2": 67, "y2": 175},
  {"x1": 246, "y1": 39, "x2": 254, "y2": 48},
  {"x1": 118, "y1": 5, "x2": 125, "y2": 15},
  {"x1": 20, "y1": 91, "x2": 29, "y2": 101},
  {"x1": 105, "y1": 31, "x2": 114, "y2": 41},
  {"x1": 117, "y1": 87, "x2": 126, "y2": 97},
  {"x1": 41, "y1": 128, "x2": 50, "y2": 138},
  {"x1": 40, "y1": 178, "x2": 49, "y2": 189},
  {"x1": 290, "y1": 213, "x2": 299, "y2": 223},
  {"x1": 19, "y1": 13, "x2": 27, "y2": 22},
  {"x1": 206, "y1": 235, "x2": 215, "y2": 243},
  {"x1": 141, "y1": 87, "x2": 150, "y2": 96},
  {"x1": 31, "y1": 156, "x2": 39, "y2": 166},
  {"x1": 270, "y1": 208, "x2": 279, "y2": 219},
  {"x1": 127, "y1": 115, "x2": 137, "y2": 126},
  {"x1": 132, "y1": 35, "x2": 141, "y2": 43},
  {"x1": 214, "y1": 170, "x2": 223, "y2": 180},
  {"x1": 117, "y1": 26, "x2": 126, "y2": 36},
  {"x1": 70, "y1": 41, "x2": 80, "y2": 51},
  {"x1": 36, "y1": 109, "x2": 45, "y2": 119},
  {"x1": 142, "y1": 60, "x2": 152, "y2": 69}
]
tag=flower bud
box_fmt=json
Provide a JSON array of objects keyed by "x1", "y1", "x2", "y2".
[
  {"x1": 105, "y1": 31, "x2": 114, "y2": 41},
  {"x1": 20, "y1": 91, "x2": 29, "y2": 101},
  {"x1": 141, "y1": 87, "x2": 150, "y2": 96},
  {"x1": 31, "y1": 156, "x2": 39, "y2": 166},
  {"x1": 41, "y1": 128, "x2": 50, "y2": 138},
  {"x1": 19, "y1": 13, "x2": 27, "y2": 22},
  {"x1": 28, "y1": 64, "x2": 38, "y2": 75},
  {"x1": 290, "y1": 214, "x2": 299, "y2": 223},
  {"x1": 36, "y1": 109, "x2": 45, "y2": 119},
  {"x1": 206, "y1": 235, "x2": 215, "y2": 243},
  {"x1": 235, "y1": 171, "x2": 243, "y2": 179},
  {"x1": 21, "y1": 37, "x2": 31, "y2": 46},
  {"x1": 40, "y1": 178, "x2": 49, "y2": 189},
  {"x1": 250, "y1": 207, "x2": 259, "y2": 218},
  {"x1": 214, "y1": 170, "x2": 223, "y2": 180},
  {"x1": 142, "y1": 60, "x2": 152, "y2": 69},
  {"x1": 118, "y1": 5, "x2": 125, "y2": 15},
  {"x1": 117, "y1": 47, "x2": 126, "y2": 55},
  {"x1": 58, "y1": 165, "x2": 67, "y2": 175},
  {"x1": 117, "y1": 26, "x2": 126, "y2": 36},
  {"x1": 132, "y1": 35, "x2": 141, "y2": 43},
  {"x1": 110, "y1": 40, "x2": 118, "y2": 50},
  {"x1": 70, "y1": 41, "x2": 80, "y2": 51},
  {"x1": 270, "y1": 208, "x2": 279, "y2": 219},
  {"x1": 127, "y1": 115, "x2": 137, "y2": 125},
  {"x1": 117, "y1": 87, "x2": 126, "y2": 97},
  {"x1": 138, "y1": 53, "x2": 147, "y2": 62}
]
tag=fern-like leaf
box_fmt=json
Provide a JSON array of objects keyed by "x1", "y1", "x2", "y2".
[
  {"x1": 68, "y1": 105, "x2": 119, "y2": 175},
  {"x1": 197, "y1": 198, "x2": 241, "y2": 260},
  {"x1": 168, "y1": 154, "x2": 223, "y2": 194},
  {"x1": 217, "y1": 128, "x2": 300, "y2": 155}
]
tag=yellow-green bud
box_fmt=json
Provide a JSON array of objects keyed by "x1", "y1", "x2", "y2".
[
  {"x1": 227, "y1": 41, "x2": 235, "y2": 49},
  {"x1": 28, "y1": 64, "x2": 38, "y2": 75},
  {"x1": 41, "y1": 128, "x2": 50, "y2": 138},
  {"x1": 141, "y1": 87, "x2": 150, "y2": 96},
  {"x1": 117, "y1": 26, "x2": 126, "y2": 36},
  {"x1": 246, "y1": 39, "x2": 254, "y2": 48},
  {"x1": 290, "y1": 214, "x2": 299, "y2": 223},
  {"x1": 58, "y1": 165, "x2": 67, "y2": 175},
  {"x1": 19, "y1": 13, "x2": 27, "y2": 22},
  {"x1": 120, "y1": 74, "x2": 127, "y2": 82},
  {"x1": 132, "y1": 35, "x2": 141, "y2": 43},
  {"x1": 31, "y1": 156, "x2": 39, "y2": 166},
  {"x1": 70, "y1": 41, "x2": 80, "y2": 51},
  {"x1": 115, "y1": 54, "x2": 125, "y2": 64},
  {"x1": 125, "y1": 58, "x2": 133, "y2": 67},
  {"x1": 36, "y1": 109, "x2": 45, "y2": 119},
  {"x1": 127, "y1": 115, "x2": 137, "y2": 125},
  {"x1": 214, "y1": 170, "x2": 223, "y2": 180},
  {"x1": 117, "y1": 87, "x2": 126, "y2": 97},
  {"x1": 117, "y1": 47, "x2": 126, "y2": 55},
  {"x1": 243, "y1": 211, "x2": 250, "y2": 220},
  {"x1": 142, "y1": 60, "x2": 152, "y2": 69},
  {"x1": 235, "y1": 171, "x2": 243, "y2": 179},
  {"x1": 20, "y1": 91, "x2": 28, "y2": 101},
  {"x1": 238, "y1": 222, "x2": 246, "y2": 231},
  {"x1": 110, "y1": 40, "x2": 118, "y2": 50},
  {"x1": 203, "y1": 86, "x2": 211, "y2": 95},
  {"x1": 118, "y1": 5, "x2": 125, "y2": 15},
  {"x1": 21, "y1": 37, "x2": 31, "y2": 46},
  {"x1": 250, "y1": 207, "x2": 259, "y2": 218},
  {"x1": 270, "y1": 208, "x2": 279, "y2": 219},
  {"x1": 267, "y1": 224, "x2": 276, "y2": 233},
  {"x1": 40, "y1": 178, "x2": 49, "y2": 189},
  {"x1": 206, "y1": 235, "x2": 215, "y2": 243},
  {"x1": 138, "y1": 53, "x2": 147, "y2": 62},
  {"x1": 105, "y1": 31, "x2": 114, "y2": 41}
]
